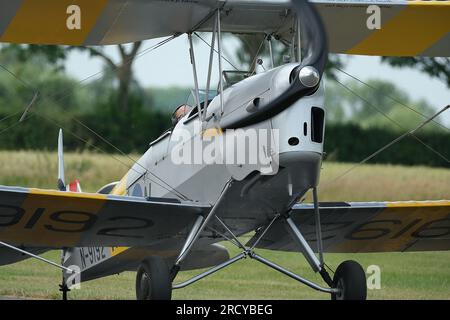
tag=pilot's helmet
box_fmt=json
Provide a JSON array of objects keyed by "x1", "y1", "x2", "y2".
[{"x1": 171, "y1": 104, "x2": 192, "y2": 126}]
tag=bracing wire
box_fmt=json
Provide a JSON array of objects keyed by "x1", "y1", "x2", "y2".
[
  {"x1": 321, "y1": 76, "x2": 450, "y2": 189},
  {"x1": 4, "y1": 35, "x2": 447, "y2": 200},
  {"x1": 44, "y1": 35, "x2": 178, "y2": 106},
  {"x1": 335, "y1": 67, "x2": 449, "y2": 131},
  {"x1": 35, "y1": 112, "x2": 190, "y2": 200},
  {"x1": 0, "y1": 64, "x2": 33, "y2": 89},
  {"x1": 0, "y1": 35, "x2": 192, "y2": 201},
  {"x1": 335, "y1": 79, "x2": 450, "y2": 164},
  {"x1": 69, "y1": 116, "x2": 191, "y2": 201},
  {"x1": 0, "y1": 110, "x2": 23, "y2": 125},
  {"x1": 194, "y1": 32, "x2": 240, "y2": 71},
  {"x1": 321, "y1": 107, "x2": 449, "y2": 190},
  {"x1": 194, "y1": 32, "x2": 267, "y2": 75},
  {"x1": 0, "y1": 114, "x2": 30, "y2": 135},
  {"x1": 0, "y1": 35, "x2": 177, "y2": 129}
]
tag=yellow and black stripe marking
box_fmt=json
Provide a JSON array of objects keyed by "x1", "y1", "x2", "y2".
[{"x1": 0, "y1": 1, "x2": 448, "y2": 57}]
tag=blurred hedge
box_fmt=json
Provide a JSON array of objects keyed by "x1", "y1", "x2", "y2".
[
  {"x1": 324, "y1": 123, "x2": 450, "y2": 168},
  {"x1": 0, "y1": 115, "x2": 448, "y2": 168},
  {"x1": 0, "y1": 108, "x2": 171, "y2": 154}
]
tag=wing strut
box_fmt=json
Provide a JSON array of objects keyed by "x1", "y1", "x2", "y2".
[
  {"x1": 171, "y1": 178, "x2": 233, "y2": 279},
  {"x1": 0, "y1": 241, "x2": 75, "y2": 274},
  {"x1": 216, "y1": 9, "x2": 224, "y2": 116},
  {"x1": 0, "y1": 240, "x2": 76, "y2": 300}
]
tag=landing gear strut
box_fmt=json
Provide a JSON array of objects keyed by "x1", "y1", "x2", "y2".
[{"x1": 137, "y1": 184, "x2": 366, "y2": 300}]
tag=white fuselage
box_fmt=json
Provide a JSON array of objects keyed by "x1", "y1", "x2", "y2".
[
  {"x1": 123, "y1": 63, "x2": 325, "y2": 206},
  {"x1": 59, "y1": 63, "x2": 326, "y2": 281}
]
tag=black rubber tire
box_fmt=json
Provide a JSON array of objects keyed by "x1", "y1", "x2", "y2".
[
  {"x1": 135, "y1": 257, "x2": 172, "y2": 300},
  {"x1": 331, "y1": 260, "x2": 367, "y2": 300}
]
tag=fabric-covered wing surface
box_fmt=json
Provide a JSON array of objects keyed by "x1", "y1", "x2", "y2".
[
  {"x1": 0, "y1": 0, "x2": 448, "y2": 57},
  {"x1": 247, "y1": 201, "x2": 450, "y2": 253},
  {"x1": 0, "y1": 186, "x2": 209, "y2": 248}
]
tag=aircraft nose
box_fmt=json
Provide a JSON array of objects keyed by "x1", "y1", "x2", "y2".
[{"x1": 271, "y1": 80, "x2": 325, "y2": 160}]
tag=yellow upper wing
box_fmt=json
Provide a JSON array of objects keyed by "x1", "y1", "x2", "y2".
[
  {"x1": 0, "y1": 1, "x2": 448, "y2": 57},
  {"x1": 322, "y1": 0, "x2": 450, "y2": 57}
]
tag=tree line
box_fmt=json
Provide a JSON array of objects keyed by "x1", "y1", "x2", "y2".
[{"x1": 0, "y1": 40, "x2": 448, "y2": 167}]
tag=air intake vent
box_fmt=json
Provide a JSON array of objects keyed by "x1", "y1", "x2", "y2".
[{"x1": 311, "y1": 107, "x2": 324, "y2": 143}]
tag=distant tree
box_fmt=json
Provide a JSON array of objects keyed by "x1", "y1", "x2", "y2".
[
  {"x1": 324, "y1": 79, "x2": 437, "y2": 131},
  {"x1": 80, "y1": 42, "x2": 143, "y2": 113},
  {"x1": 0, "y1": 44, "x2": 67, "y2": 68},
  {"x1": 0, "y1": 42, "x2": 143, "y2": 113},
  {"x1": 0, "y1": 46, "x2": 82, "y2": 114}
]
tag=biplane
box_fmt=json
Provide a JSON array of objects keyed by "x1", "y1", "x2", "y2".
[{"x1": 0, "y1": 0, "x2": 449, "y2": 300}]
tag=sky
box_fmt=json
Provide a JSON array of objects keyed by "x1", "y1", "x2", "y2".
[{"x1": 65, "y1": 35, "x2": 450, "y2": 126}]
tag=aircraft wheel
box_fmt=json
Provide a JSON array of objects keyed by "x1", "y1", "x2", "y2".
[
  {"x1": 331, "y1": 260, "x2": 367, "y2": 300},
  {"x1": 136, "y1": 257, "x2": 172, "y2": 300}
]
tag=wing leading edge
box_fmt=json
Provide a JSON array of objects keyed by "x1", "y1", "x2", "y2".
[{"x1": 247, "y1": 200, "x2": 450, "y2": 253}]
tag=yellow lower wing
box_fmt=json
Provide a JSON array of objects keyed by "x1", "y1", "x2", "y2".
[
  {"x1": 0, "y1": 185, "x2": 208, "y2": 248},
  {"x1": 249, "y1": 200, "x2": 450, "y2": 253}
]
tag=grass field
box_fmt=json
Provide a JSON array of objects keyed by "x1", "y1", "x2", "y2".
[{"x1": 0, "y1": 150, "x2": 449, "y2": 300}]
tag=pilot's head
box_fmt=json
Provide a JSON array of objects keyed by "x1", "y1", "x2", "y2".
[{"x1": 171, "y1": 104, "x2": 192, "y2": 125}]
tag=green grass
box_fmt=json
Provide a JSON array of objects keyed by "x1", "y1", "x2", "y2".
[{"x1": 0, "y1": 150, "x2": 449, "y2": 300}]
